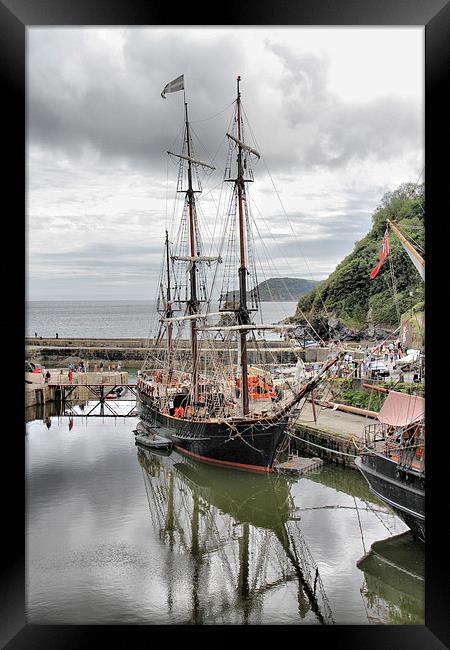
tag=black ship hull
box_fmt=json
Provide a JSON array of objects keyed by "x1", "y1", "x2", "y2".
[
  {"x1": 137, "y1": 389, "x2": 288, "y2": 472},
  {"x1": 354, "y1": 454, "x2": 425, "y2": 543}
]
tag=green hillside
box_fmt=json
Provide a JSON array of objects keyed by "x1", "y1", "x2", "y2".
[
  {"x1": 253, "y1": 277, "x2": 320, "y2": 301},
  {"x1": 224, "y1": 277, "x2": 319, "y2": 302},
  {"x1": 293, "y1": 182, "x2": 424, "y2": 336}
]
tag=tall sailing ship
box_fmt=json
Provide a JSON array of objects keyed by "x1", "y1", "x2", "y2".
[{"x1": 137, "y1": 75, "x2": 343, "y2": 472}]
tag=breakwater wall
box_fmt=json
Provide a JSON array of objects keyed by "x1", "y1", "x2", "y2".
[{"x1": 26, "y1": 337, "x2": 351, "y2": 366}]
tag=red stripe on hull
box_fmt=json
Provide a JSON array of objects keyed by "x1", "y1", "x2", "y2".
[{"x1": 174, "y1": 445, "x2": 273, "y2": 473}]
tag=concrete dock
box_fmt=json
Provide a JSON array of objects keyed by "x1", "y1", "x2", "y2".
[{"x1": 290, "y1": 402, "x2": 368, "y2": 469}]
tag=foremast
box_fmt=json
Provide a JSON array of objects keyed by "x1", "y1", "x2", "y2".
[
  {"x1": 159, "y1": 77, "x2": 220, "y2": 408},
  {"x1": 164, "y1": 229, "x2": 174, "y2": 382}
]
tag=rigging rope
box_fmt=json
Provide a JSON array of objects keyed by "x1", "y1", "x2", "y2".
[
  {"x1": 190, "y1": 101, "x2": 235, "y2": 124},
  {"x1": 241, "y1": 103, "x2": 334, "y2": 337}
]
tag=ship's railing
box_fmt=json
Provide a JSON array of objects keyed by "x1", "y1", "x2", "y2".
[
  {"x1": 397, "y1": 440, "x2": 425, "y2": 474},
  {"x1": 363, "y1": 422, "x2": 389, "y2": 447},
  {"x1": 364, "y1": 420, "x2": 425, "y2": 473}
]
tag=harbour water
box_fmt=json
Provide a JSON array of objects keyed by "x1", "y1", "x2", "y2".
[{"x1": 26, "y1": 403, "x2": 424, "y2": 625}]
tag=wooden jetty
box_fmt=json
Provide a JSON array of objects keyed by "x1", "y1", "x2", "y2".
[{"x1": 274, "y1": 454, "x2": 323, "y2": 476}]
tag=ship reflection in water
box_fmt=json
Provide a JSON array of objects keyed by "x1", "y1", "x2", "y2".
[
  {"x1": 26, "y1": 411, "x2": 423, "y2": 625},
  {"x1": 137, "y1": 446, "x2": 334, "y2": 624},
  {"x1": 357, "y1": 531, "x2": 425, "y2": 624}
]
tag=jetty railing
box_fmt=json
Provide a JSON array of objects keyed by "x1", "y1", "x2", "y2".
[{"x1": 50, "y1": 382, "x2": 138, "y2": 418}]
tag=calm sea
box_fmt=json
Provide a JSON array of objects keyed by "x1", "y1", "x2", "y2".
[{"x1": 26, "y1": 300, "x2": 298, "y2": 339}]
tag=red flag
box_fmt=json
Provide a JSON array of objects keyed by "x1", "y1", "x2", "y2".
[{"x1": 370, "y1": 229, "x2": 390, "y2": 279}]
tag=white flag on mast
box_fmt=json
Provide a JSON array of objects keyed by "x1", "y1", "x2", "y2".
[{"x1": 161, "y1": 74, "x2": 184, "y2": 99}]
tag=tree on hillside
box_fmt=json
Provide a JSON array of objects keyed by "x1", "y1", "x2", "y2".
[{"x1": 295, "y1": 182, "x2": 424, "y2": 331}]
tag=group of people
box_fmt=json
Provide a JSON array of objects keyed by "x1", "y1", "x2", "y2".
[
  {"x1": 66, "y1": 360, "x2": 87, "y2": 382},
  {"x1": 359, "y1": 339, "x2": 404, "y2": 363},
  {"x1": 327, "y1": 343, "x2": 401, "y2": 380},
  {"x1": 67, "y1": 361, "x2": 87, "y2": 373},
  {"x1": 37, "y1": 358, "x2": 123, "y2": 385},
  {"x1": 381, "y1": 341, "x2": 404, "y2": 364}
]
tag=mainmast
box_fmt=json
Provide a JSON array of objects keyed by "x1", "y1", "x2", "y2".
[
  {"x1": 235, "y1": 76, "x2": 250, "y2": 416},
  {"x1": 184, "y1": 99, "x2": 200, "y2": 401}
]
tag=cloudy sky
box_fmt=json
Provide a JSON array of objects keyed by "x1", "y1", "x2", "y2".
[{"x1": 27, "y1": 27, "x2": 423, "y2": 301}]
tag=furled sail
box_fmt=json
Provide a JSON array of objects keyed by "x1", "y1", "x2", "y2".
[
  {"x1": 377, "y1": 390, "x2": 424, "y2": 427},
  {"x1": 398, "y1": 238, "x2": 425, "y2": 281}
]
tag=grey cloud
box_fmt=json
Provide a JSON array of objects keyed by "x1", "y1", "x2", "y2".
[
  {"x1": 28, "y1": 29, "x2": 422, "y2": 177},
  {"x1": 267, "y1": 42, "x2": 330, "y2": 113},
  {"x1": 304, "y1": 97, "x2": 422, "y2": 168},
  {"x1": 28, "y1": 29, "x2": 245, "y2": 171},
  {"x1": 266, "y1": 41, "x2": 422, "y2": 171},
  {"x1": 31, "y1": 241, "x2": 161, "y2": 269},
  {"x1": 26, "y1": 28, "x2": 423, "y2": 300}
]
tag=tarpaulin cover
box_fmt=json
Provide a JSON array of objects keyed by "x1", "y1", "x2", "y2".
[{"x1": 378, "y1": 390, "x2": 425, "y2": 427}]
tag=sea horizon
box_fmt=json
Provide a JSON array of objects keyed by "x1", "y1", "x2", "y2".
[{"x1": 26, "y1": 299, "x2": 298, "y2": 339}]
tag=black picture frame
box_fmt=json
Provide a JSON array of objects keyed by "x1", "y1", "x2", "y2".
[{"x1": 2, "y1": 0, "x2": 448, "y2": 647}]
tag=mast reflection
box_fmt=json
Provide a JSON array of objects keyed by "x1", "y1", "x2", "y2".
[{"x1": 137, "y1": 446, "x2": 334, "y2": 624}]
